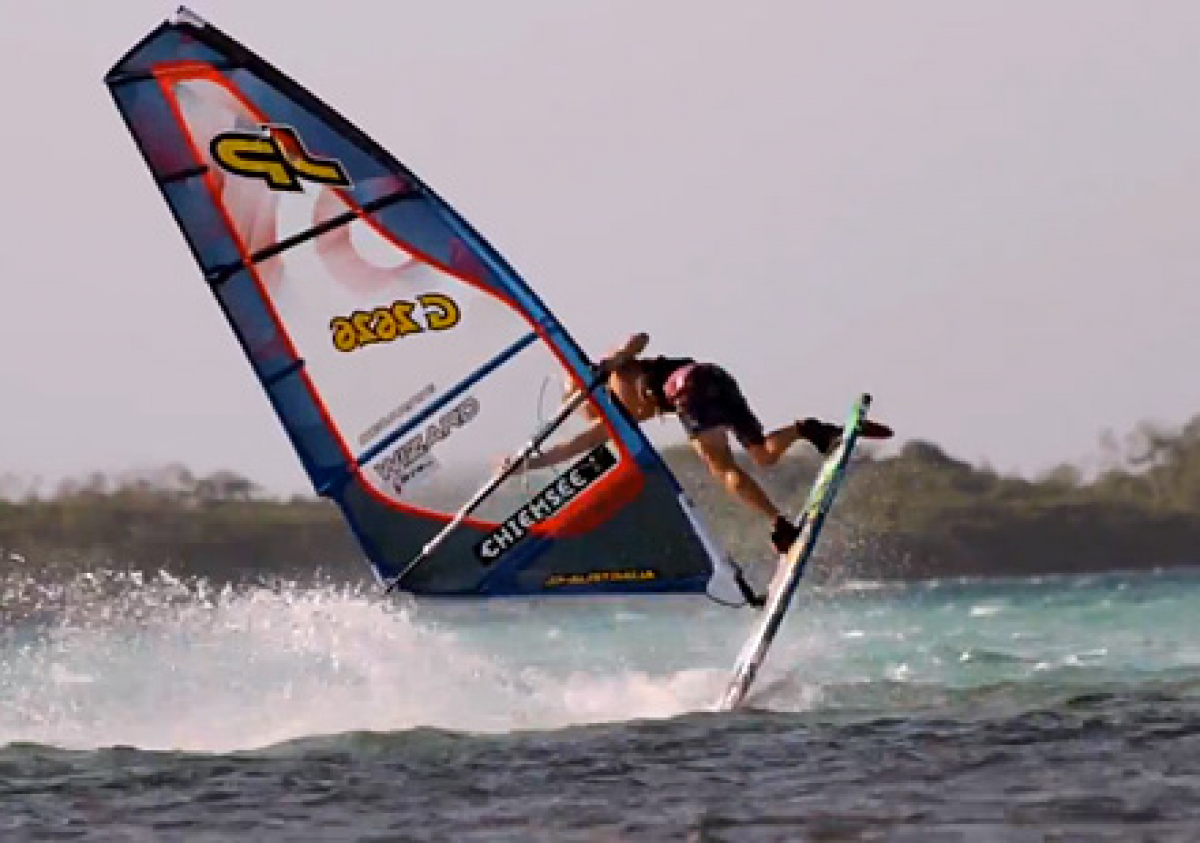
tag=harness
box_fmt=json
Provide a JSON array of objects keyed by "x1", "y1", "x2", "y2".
[
  {"x1": 632, "y1": 356, "x2": 696, "y2": 411},
  {"x1": 663, "y1": 363, "x2": 698, "y2": 405}
]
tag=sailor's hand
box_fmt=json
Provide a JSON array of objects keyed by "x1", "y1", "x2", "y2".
[
  {"x1": 596, "y1": 333, "x2": 648, "y2": 374},
  {"x1": 497, "y1": 455, "x2": 524, "y2": 475},
  {"x1": 498, "y1": 453, "x2": 541, "y2": 475}
]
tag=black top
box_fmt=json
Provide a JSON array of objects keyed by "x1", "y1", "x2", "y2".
[{"x1": 631, "y1": 355, "x2": 695, "y2": 411}]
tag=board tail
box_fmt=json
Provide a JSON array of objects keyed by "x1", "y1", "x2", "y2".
[{"x1": 105, "y1": 8, "x2": 742, "y2": 600}]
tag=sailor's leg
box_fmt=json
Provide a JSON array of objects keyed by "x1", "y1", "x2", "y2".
[
  {"x1": 745, "y1": 425, "x2": 801, "y2": 466},
  {"x1": 690, "y1": 428, "x2": 780, "y2": 521},
  {"x1": 679, "y1": 366, "x2": 779, "y2": 467},
  {"x1": 752, "y1": 417, "x2": 897, "y2": 462}
]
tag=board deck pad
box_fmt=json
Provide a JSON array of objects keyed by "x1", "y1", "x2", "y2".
[{"x1": 718, "y1": 393, "x2": 873, "y2": 711}]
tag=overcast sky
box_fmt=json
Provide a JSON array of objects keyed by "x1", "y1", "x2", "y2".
[{"x1": 2, "y1": 1, "x2": 1198, "y2": 493}]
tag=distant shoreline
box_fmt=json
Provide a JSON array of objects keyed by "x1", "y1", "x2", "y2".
[{"x1": 3, "y1": 421, "x2": 1199, "y2": 586}]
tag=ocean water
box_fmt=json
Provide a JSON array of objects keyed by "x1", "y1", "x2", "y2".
[{"x1": 1, "y1": 567, "x2": 1198, "y2": 841}]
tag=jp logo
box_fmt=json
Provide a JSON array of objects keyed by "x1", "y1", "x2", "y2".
[{"x1": 210, "y1": 124, "x2": 350, "y2": 192}]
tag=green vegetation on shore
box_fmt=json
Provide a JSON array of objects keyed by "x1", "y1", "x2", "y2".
[{"x1": 3, "y1": 417, "x2": 1199, "y2": 585}]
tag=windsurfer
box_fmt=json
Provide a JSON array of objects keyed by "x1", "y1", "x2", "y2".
[{"x1": 516, "y1": 333, "x2": 894, "y2": 555}]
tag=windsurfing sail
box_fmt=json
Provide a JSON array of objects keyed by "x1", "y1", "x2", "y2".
[
  {"x1": 719, "y1": 394, "x2": 873, "y2": 709},
  {"x1": 104, "y1": 7, "x2": 746, "y2": 600}
]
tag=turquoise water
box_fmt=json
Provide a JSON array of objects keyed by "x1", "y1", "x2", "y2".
[{"x1": 1, "y1": 568, "x2": 1198, "y2": 838}]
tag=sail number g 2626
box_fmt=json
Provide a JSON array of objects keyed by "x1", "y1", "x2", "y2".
[{"x1": 330, "y1": 293, "x2": 460, "y2": 353}]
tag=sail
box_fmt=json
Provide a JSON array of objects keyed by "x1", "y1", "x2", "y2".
[{"x1": 105, "y1": 8, "x2": 739, "y2": 599}]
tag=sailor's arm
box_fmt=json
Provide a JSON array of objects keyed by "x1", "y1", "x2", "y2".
[
  {"x1": 515, "y1": 332, "x2": 648, "y2": 471},
  {"x1": 560, "y1": 332, "x2": 650, "y2": 407},
  {"x1": 521, "y1": 418, "x2": 610, "y2": 470},
  {"x1": 601, "y1": 332, "x2": 649, "y2": 372}
]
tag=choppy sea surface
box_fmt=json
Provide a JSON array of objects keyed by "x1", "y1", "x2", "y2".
[{"x1": 1, "y1": 565, "x2": 1198, "y2": 841}]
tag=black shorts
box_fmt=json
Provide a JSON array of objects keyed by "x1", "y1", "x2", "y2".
[{"x1": 670, "y1": 364, "x2": 765, "y2": 448}]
